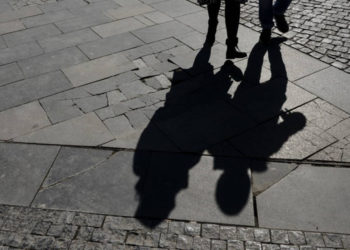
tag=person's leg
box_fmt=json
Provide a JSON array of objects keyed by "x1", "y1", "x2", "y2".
[
  {"x1": 204, "y1": 1, "x2": 221, "y2": 47},
  {"x1": 259, "y1": 0, "x2": 274, "y2": 30},
  {"x1": 273, "y1": 0, "x2": 292, "y2": 33},
  {"x1": 225, "y1": 0, "x2": 246, "y2": 59}
]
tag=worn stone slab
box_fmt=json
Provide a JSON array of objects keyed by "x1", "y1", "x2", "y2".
[
  {"x1": 22, "y1": 9, "x2": 75, "y2": 28},
  {"x1": 251, "y1": 161, "x2": 297, "y2": 195},
  {"x1": 0, "y1": 63, "x2": 24, "y2": 87},
  {"x1": 69, "y1": 0, "x2": 119, "y2": 16},
  {"x1": 0, "y1": 101, "x2": 51, "y2": 140},
  {"x1": 0, "y1": 143, "x2": 59, "y2": 206},
  {"x1": 119, "y1": 80, "x2": 155, "y2": 99},
  {"x1": 15, "y1": 112, "x2": 114, "y2": 146},
  {"x1": 103, "y1": 115, "x2": 134, "y2": 138},
  {"x1": 310, "y1": 135, "x2": 350, "y2": 162},
  {"x1": 3, "y1": 24, "x2": 61, "y2": 48},
  {"x1": 143, "y1": 11, "x2": 173, "y2": 24},
  {"x1": 0, "y1": 71, "x2": 72, "y2": 112},
  {"x1": 79, "y1": 32, "x2": 144, "y2": 59},
  {"x1": 43, "y1": 147, "x2": 113, "y2": 187},
  {"x1": 74, "y1": 95, "x2": 108, "y2": 113},
  {"x1": 0, "y1": 20, "x2": 25, "y2": 36},
  {"x1": 92, "y1": 17, "x2": 146, "y2": 38},
  {"x1": 39, "y1": 0, "x2": 87, "y2": 13},
  {"x1": 176, "y1": 11, "x2": 224, "y2": 34},
  {"x1": 132, "y1": 20, "x2": 193, "y2": 43},
  {"x1": 55, "y1": 13, "x2": 112, "y2": 33},
  {"x1": 32, "y1": 151, "x2": 144, "y2": 216},
  {"x1": 175, "y1": 31, "x2": 206, "y2": 50},
  {"x1": 257, "y1": 165, "x2": 350, "y2": 234},
  {"x1": 0, "y1": 42, "x2": 43, "y2": 66},
  {"x1": 113, "y1": 0, "x2": 142, "y2": 6},
  {"x1": 0, "y1": 37, "x2": 6, "y2": 49},
  {"x1": 18, "y1": 47, "x2": 88, "y2": 78},
  {"x1": 40, "y1": 99, "x2": 84, "y2": 124},
  {"x1": 0, "y1": 2, "x2": 12, "y2": 14},
  {"x1": 138, "y1": 153, "x2": 254, "y2": 226},
  {"x1": 0, "y1": 6, "x2": 42, "y2": 23},
  {"x1": 326, "y1": 117, "x2": 350, "y2": 140},
  {"x1": 151, "y1": 0, "x2": 202, "y2": 18},
  {"x1": 295, "y1": 67, "x2": 350, "y2": 114},
  {"x1": 264, "y1": 45, "x2": 329, "y2": 82},
  {"x1": 230, "y1": 118, "x2": 336, "y2": 160},
  {"x1": 105, "y1": 4, "x2": 154, "y2": 20},
  {"x1": 62, "y1": 53, "x2": 136, "y2": 87},
  {"x1": 38, "y1": 28, "x2": 100, "y2": 52}
]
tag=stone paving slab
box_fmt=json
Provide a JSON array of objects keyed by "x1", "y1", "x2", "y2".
[
  {"x1": 295, "y1": 66, "x2": 350, "y2": 114},
  {"x1": 104, "y1": 3, "x2": 154, "y2": 20},
  {"x1": 257, "y1": 165, "x2": 350, "y2": 234},
  {"x1": 0, "y1": 20, "x2": 25, "y2": 36},
  {"x1": 0, "y1": 6, "x2": 42, "y2": 23},
  {"x1": 0, "y1": 42, "x2": 43, "y2": 66},
  {"x1": 0, "y1": 143, "x2": 59, "y2": 206},
  {"x1": 21, "y1": 9, "x2": 75, "y2": 28},
  {"x1": 14, "y1": 112, "x2": 114, "y2": 146},
  {"x1": 0, "y1": 101, "x2": 51, "y2": 140},
  {"x1": 150, "y1": 0, "x2": 202, "y2": 18},
  {"x1": 0, "y1": 63, "x2": 24, "y2": 87}
]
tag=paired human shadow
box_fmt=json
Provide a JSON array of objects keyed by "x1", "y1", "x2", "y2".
[{"x1": 132, "y1": 39, "x2": 306, "y2": 228}]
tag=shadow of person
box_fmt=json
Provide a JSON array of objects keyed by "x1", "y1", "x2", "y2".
[{"x1": 133, "y1": 38, "x2": 306, "y2": 228}]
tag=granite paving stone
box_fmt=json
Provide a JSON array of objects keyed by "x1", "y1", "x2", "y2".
[
  {"x1": 151, "y1": 0, "x2": 202, "y2": 18},
  {"x1": 40, "y1": 99, "x2": 83, "y2": 124},
  {"x1": 132, "y1": 20, "x2": 194, "y2": 43},
  {"x1": 68, "y1": 0, "x2": 119, "y2": 16},
  {"x1": 38, "y1": 0, "x2": 87, "y2": 12},
  {"x1": 15, "y1": 112, "x2": 114, "y2": 146},
  {"x1": 74, "y1": 94, "x2": 108, "y2": 113},
  {"x1": 0, "y1": 71, "x2": 72, "y2": 112},
  {"x1": 0, "y1": 101, "x2": 50, "y2": 140},
  {"x1": 0, "y1": 63, "x2": 24, "y2": 87},
  {"x1": 104, "y1": 4, "x2": 154, "y2": 20},
  {"x1": 0, "y1": 6, "x2": 42, "y2": 23},
  {"x1": 0, "y1": 143, "x2": 59, "y2": 206},
  {"x1": 78, "y1": 32, "x2": 144, "y2": 59},
  {"x1": 32, "y1": 151, "x2": 146, "y2": 216},
  {"x1": 0, "y1": 20, "x2": 25, "y2": 36},
  {"x1": 326, "y1": 118, "x2": 350, "y2": 140},
  {"x1": 38, "y1": 28, "x2": 100, "y2": 52},
  {"x1": 0, "y1": 42, "x2": 43, "y2": 66},
  {"x1": 175, "y1": 31, "x2": 206, "y2": 50},
  {"x1": 18, "y1": 47, "x2": 88, "y2": 78},
  {"x1": 103, "y1": 115, "x2": 134, "y2": 138},
  {"x1": 295, "y1": 67, "x2": 350, "y2": 114},
  {"x1": 143, "y1": 11, "x2": 173, "y2": 24},
  {"x1": 92, "y1": 17, "x2": 147, "y2": 38},
  {"x1": 3, "y1": 24, "x2": 61, "y2": 48},
  {"x1": 54, "y1": 13, "x2": 112, "y2": 33},
  {"x1": 257, "y1": 165, "x2": 350, "y2": 234},
  {"x1": 43, "y1": 147, "x2": 113, "y2": 187},
  {"x1": 62, "y1": 53, "x2": 136, "y2": 87},
  {"x1": 0, "y1": 37, "x2": 6, "y2": 49},
  {"x1": 119, "y1": 80, "x2": 155, "y2": 99},
  {"x1": 21, "y1": 9, "x2": 75, "y2": 28},
  {"x1": 107, "y1": 90, "x2": 126, "y2": 105},
  {"x1": 309, "y1": 136, "x2": 350, "y2": 162}
]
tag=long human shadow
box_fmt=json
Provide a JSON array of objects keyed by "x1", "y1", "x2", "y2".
[{"x1": 133, "y1": 39, "x2": 306, "y2": 227}]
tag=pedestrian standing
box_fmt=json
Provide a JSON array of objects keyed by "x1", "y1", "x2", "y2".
[
  {"x1": 259, "y1": 0, "x2": 291, "y2": 44},
  {"x1": 200, "y1": 0, "x2": 247, "y2": 59}
]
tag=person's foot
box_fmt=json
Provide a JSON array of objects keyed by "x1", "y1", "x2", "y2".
[
  {"x1": 274, "y1": 14, "x2": 289, "y2": 33},
  {"x1": 259, "y1": 28, "x2": 271, "y2": 45},
  {"x1": 226, "y1": 46, "x2": 247, "y2": 59}
]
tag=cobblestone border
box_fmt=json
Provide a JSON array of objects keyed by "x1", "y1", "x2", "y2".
[
  {"x1": 1, "y1": 205, "x2": 349, "y2": 249},
  {"x1": 189, "y1": 0, "x2": 350, "y2": 74}
]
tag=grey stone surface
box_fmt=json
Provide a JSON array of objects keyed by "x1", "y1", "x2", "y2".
[
  {"x1": 0, "y1": 71, "x2": 72, "y2": 112},
  {"x1": 0, "y1": 6, "x2": 42, "y2": 23},
  {"x1": 0, "y1": 101, "x2": 50, "y2": 140},
  {"x1": 62, "y1": 53, "x2": 136, "y2": 87},
  {"x1": 0, "y1": 143, "x2": 59, "y2": 206},
  {"x1": 175, "y1": 30, "x2": 206, "y2": 50},
  {"x1": 104, "y1": 3, "x2": 154, "y2": 20},
  {"x1": 68, "y1": 0, "x2": 119, "y2": 16},
  {"x1": 15, "y1": 112, "x2": 114, "y2": 146},
  {"x1": 43, "y1": 147, "x2": 113, "y2": 187},
  {"x1": 0, "y1": 37, "x2": 6, "y2": 49},
  {"x1": 0, "y1": 20, "x2": 25, "y2": 36},
  {"x1": 0, "y1": 42, "x2": 43, "y2": 66},
  {"x1": 257, "y1": 165, "x2": 350, "y2": 234},
  {"x1": 295, "y1": 67, "x2": 350, "y2": 114},
  {"x1": 132, "y1": 20, "x2": 193, "y2": 43},
  {"x1": 103, "y1": 115, "x2": 134, "y2": 138},
  {"x1": 140, "y1": 153, "x2": 255, "y2": 225},
  {"x1": 143, "y1": 11, "x2": 173, "y2": 24},
  {"x1": 32, "y1": 151, "x2": 144, "y2": 216},
  {"x1": 39, "y1": 99, "x2": 84, "y2": 124},
  {"x1": 92, "y1": 17, "x2": 147, "y2": 38},
  {"x1": 3, "y1": 24, "x2": 61, "y2": 48},
  {"x1": 310, "y1": 135, "x2": 350, "y2": 162},
  {"x1": 74, "y1": 94, "x2": 108, "y2": 113},
  {"x1": 38, "y1": 28, "x2": 100, "y2": 52},
  {"x1": 251, "y1": 161, "x2": 298, "y2": 195},
  {"x1": 79, "y1": 32, "x2": 144, "y2": 59},
  {"x1": 18, "y1": 47, "x2": 88, "y2": 78},
  {"x1": 55, "y1": 13, "x2": 112, "y2": 33},
  {"x1": 151, "y1": 0, "x2": 202, "y2": 18},
  {"x1": 21, "y1": 9, "x2": 75, "y2": 28},
  {"x1": 0, "y1": 63, "x2": 24, "y2": 87},
  {"x1": 119, "y1": 80, "x2": 155, "y2": 99}
]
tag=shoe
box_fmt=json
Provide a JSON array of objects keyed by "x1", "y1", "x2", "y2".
[
  {"x1": 226, "y1": 38, "x2": 247, "y2": 59},
  {"x1": 259, "y1": 29, "x2": 271, "y2": 45},
  {"x1": 204, "y1": 19, "x2": 218, "y2": 47},
  {"x1": 274, "y1": 14, "x2": 289, "y2": 33}
]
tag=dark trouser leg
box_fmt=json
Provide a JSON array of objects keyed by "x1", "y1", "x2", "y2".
[
  {"x1": 225, "y1": 0, "x2": 240, "y2": 45},
  {"x1": 205, "y1": 2, "x2": 221, "y2": 46}
]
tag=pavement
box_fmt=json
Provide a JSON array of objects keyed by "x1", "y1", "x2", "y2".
[{"x1": 0, "y1": 0, "x2": 350, "y2": 249}]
